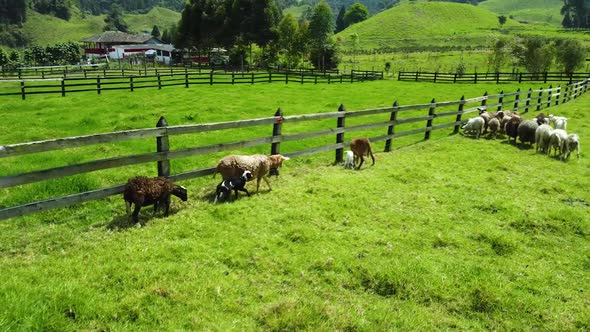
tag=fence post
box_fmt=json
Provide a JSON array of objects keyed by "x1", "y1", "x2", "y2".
[
  {"x1": 20, "y1": 81, "x2": 25, "y2": 100},
  {"x1": 513, "y1": 88, "x2": 520, "y2": 112},
  {"x1": 555, "y1": 86, "x2": 561, "y2": 105},
  {"x1": 481, "y1": 91, "x2": 488, "y2": 109},
  {"x1": 96, "y1": 77, "x2": 101, "y2": 95},
  {"x1": 335, "y1": 104, "x2": 346, "y2": 164},
  {"x1": 156, "y1": 116, "x2": 170, "y2": 177},
  {"x1": 424, "y1": 98, "x2": 436, "y2": 140},
  {"x1": 546, "y1": 85, "x2": 552, "y2": 107},
  {"x1": 269, "y1": 71, "x2": 272, "y2": 83},
  {"x1": 497, "y1": 90, "x2": 504, "y2": 112},
  {"x1": 518, "y1": 73, "x2": 522, "y2": 83},
  {"x1": 61, "y1": 78, "x2": 66, "y2": 97},
  {"x1": 285, "y1": 71, "x2": 289, "y2": 84},
  {"x1": 537, "y1": 88, "x2": 543, "y2": 111},
  {"x1": 495, "y1": 72, "x2": 500, "y2": 84},
  {"x1": 301, "y1": 71, "x2": 304, "y2": 84},
  {"x1": 157, "y1": 74, "x2": 161, "y2": 90},
  {"x1": 562, "y1": 85, "x2": 569, "y2": 104},
  {"x1": 524, "y1": 88, "x2": 531, "y2": 113},
  {"x1": 384, "y1": 101, "x2": 398, "y2": 152},
  {"x1": 454, "y1": 96, "x2": 465, "y2": 134},
  {"x1": 271, "y1": 108, "x2": 283, "y2": 155},
  {"x1": 251, "y1": 72, "x2": 254, "y2": 85},
  {"x1": 474, "y1": 72, "x2": 478, "y2": 84},
  {"x1": 185, "y1": 69, "x2": 190, "y2": 88},
  {"x1": 433, "y1": 72, "x2": 437, "y2": 83},
  {"x1": 543, "y1": 72, "x2": 548, "y2": 83},
  {"x1": 130, "y1": 77, "x2": 134, "y2": 92}
]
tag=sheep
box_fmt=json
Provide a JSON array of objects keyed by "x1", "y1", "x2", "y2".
[
  {"x1": 548, "y1": 129, "x2": 568, "y2": 159},
  {"x1": 350, "y1": 137, "x2": 375, "y2": 169},
  {"x1": 534, "y1": 112, "x2": 549, "y2": 125},
  {"x1": 461, "y1": 116, "x2": 485, "y2": 139},
  {"x1": 478, "y1": 107, "x2": 492, "y2": 133},
  {"x1": 535, "y1": 124, "x2": 554, "y2": 154},
  {"x1": 214, "y1": 170, "x2": 253, "y2": 203},
  {"x1": 500, "y1": 114, "x2": 512, "y2": 134},
  {"x1": 215, "y1": 154, "x2": 289, "y2": 192},
  {"x1": 564, "y1": 134, "x2": 580, "y2": 160},
  {"x1": 343, "y1": 150, "x2": 355, "y2": 169},
  {"x1": 549, "y1": 114, "x2": 568, "y2": 130},
  {"x1": 517, "y1": 119, "x2": 539, "y2": 146},
  {"x1": 487, "y1": 117, "x2": 501, "y2": 138},
  {"x1": 505, "y1": 115, "x2": 522, "y2": 143},
  {"x1": 123, "y1": 176, "x2": 188, "y2": 223}
]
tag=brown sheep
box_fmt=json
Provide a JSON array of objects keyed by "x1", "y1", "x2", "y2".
[
  {"x1": 350, "y1": 137, "x2": 375, "y2": 169},
  {"x1": 505, "y1": 115, "x2": 522, "y2": 143},
  {"x1": 123, "y1": 176, "x2": 187, "y2": 223},
  {"x1": 215, "y1": 154, "x2": 289, "y2": 192}
]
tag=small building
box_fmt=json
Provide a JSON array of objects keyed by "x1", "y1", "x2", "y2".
[
  {"x1": 80, "y1": 31, "x2": 169, "y2": 62},
  {"x1": 108, "y1": 44, "x2": 175, "y2": 65}
]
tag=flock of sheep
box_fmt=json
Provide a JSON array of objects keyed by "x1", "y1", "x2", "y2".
[
  {"x1": 121, "y1": 138, "x2": 376, "y2": 224},
  {"x1": 461, "y1": 107, "x2": 581, "y2": 161},
  {"x1": 122, "y1": 107, "x2": 583, "y2": 224}
]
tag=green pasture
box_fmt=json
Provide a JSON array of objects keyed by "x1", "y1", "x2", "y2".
[
  {"x1": 21, "y1": 7, "x2": 180, "y2": 46},
  {"x1": 1, "y1": 79, "x2": 589, "y2": 330},
  {"x1": 478, "y1": 0, "x2": 562, "y2": 25}
]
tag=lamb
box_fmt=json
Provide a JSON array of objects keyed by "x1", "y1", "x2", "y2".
[
  {"x1": 461, "y1": 116, "x2": 485, "y2": 139},
  {"x1": 564, "y1": 134, "x2": 580, "y2": 160},
  {"x1": 214, "y1": 170, "x2": 253, "y2": 203},
  {"x1": 343, "y1": 150, "x2": 355, "y2": 169},
  {"x1": 534, "y1": 112, "x2": 549, "y2": 125},
  {"x1": 123, "y1": 176, "x2": 188, "y2": 223},
  {"x1": 478, "y1": 107, "x2": 492, "y2": 133},
  {"x1": 548, "y1": 129, "x2": 568, "y2": 159},
  {"x1": 517, "y1": 119, "x2": 539, "y2": 146},
  {"x1": 549, "y1": 114, "x2": 568, "y2": 130},
  {"x1": 350, "y1": 137, "x2": 375, "y2": 169},
  {"x1": 215, "y1": 154, "x2": 289, "y2": 192},
  {"x1": 505, "y1": 115, "x2": 522, "y2": 143},
  {"x1": 535, "y1": 124, "x2": 554, "y2": 154}
]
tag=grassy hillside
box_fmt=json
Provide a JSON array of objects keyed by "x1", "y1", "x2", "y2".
[
  {"x1": 479, "y1": 0, "x2": 563, "y2": 25},
  {"x1": 0, "y1": 80, "x2": 589, "y2": 330},
  {"x1": 21, "y1": 7, "x2": 180, "y2": 46},
  {"x1": 336, "y1": 2, "x2": 524, "y2": 51}
]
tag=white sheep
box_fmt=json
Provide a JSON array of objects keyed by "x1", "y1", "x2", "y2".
[
  {"x1": 461, "y1": 116, "x2": 485, "y2": 138},
  {"x1": 215, "y1": 154, "x2": 289, "y2": 192},
  {"x1": 535, "y1": 124, "x2": 554, "y2": 154},
  {"x1": 548, "y1": 129, "x2": 568, "y2": 160},
  {"x1": 564, "y1": 134, "x2": 580, "y2": 160},
  {"x1": 549, "y1": 114, "x2": 568, "y2": 130},
  {"x1": 343, "y1": 150, "x2": 355, "y2": 169}
]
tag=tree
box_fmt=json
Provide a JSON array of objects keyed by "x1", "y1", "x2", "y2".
[
  {"x1": 335, "y1": 5, "x2": 347, "y2": 33},
  {"x1": 104, "y1": 4, "x2": 129, "y2": 32},
  {"x1": 512, "y1": 37, "x2": 554, "y2": 75},
  {"x1": 277, "y1": 13, "x2": 300, "y2": 67},
  {"x1": 561, "y1": 0, "x2": 589, "y2": 28},
  {"x1": 344, "y1": 3, "x2": 369, "y2": 26},
  {"x1": 308, "y1": 1, "x2": 336, "y2": 69},
  {"x1": 151, "y1": 25, "x2": 161, "y2": 38},
  {"x1": 0, "y1": 0, "x2": 27, "y2": 24},
  {"x1": 498, "y1": 15, "x2": 507, "y2": 26},
  {"x1": 487, "y1": 38, "x2": 510, "y2": 72},
  {"x1": 0, "y1": 48, "x2": 8, "y2": 67},
  {"x1": 554, "y1": 39, "x2": 585, "y2": 75}
]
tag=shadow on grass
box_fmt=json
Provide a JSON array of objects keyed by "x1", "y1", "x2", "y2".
[
  {"x1": 106, "y1": 207, "x2": 183, "y2": 230},
  {"x1": 499, "y1": 139, "x2": 536, "y2": 151}
]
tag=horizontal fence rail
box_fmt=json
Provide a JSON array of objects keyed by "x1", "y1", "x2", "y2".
[
  {"x1": 0, "y1": 78, "x2": 588, "y2": 220},
  {"x1": 0, "y1": 68, "x2": 383, "y2": 99},
  {"x1": 398, "y1": 71, "x2": 590, "y2": 84}
]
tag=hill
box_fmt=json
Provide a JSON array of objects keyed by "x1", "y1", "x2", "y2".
[
  {"x1": 335, "y1": 2, "x2": 523, "y2": 51},
  {"x1": 20, "y1": 7, "x2": 180, "y2": 46},
  {"x1": 478, "y1": 0, "x2": 563, "y2": 25}
]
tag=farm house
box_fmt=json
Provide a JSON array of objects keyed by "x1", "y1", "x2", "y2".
[{"x1": 80, "y1": 31, "x2": 173, "y2": 64}]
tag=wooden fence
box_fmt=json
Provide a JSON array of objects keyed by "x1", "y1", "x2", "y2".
[
  {"x1": 1, "y1": 78, "x2": 588, "y2": 220},
  {"x1": 0, "y1": 69, "x2": 383, "y2": 99},
  {"x1": 398, "y1": 71, "x2": 590, "y2": 84}
]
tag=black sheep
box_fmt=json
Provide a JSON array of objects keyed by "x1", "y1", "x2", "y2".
[
  {"x1": 214, "y1": 170, "x2": 253, "y2": 203},
  {"x1": 123, "y1": 176, "x2": 187, "y2": 223}
]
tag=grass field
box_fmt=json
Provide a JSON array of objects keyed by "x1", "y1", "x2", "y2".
[{"x1": 1, "y1": 79, "x2": 589, "y2": 330}]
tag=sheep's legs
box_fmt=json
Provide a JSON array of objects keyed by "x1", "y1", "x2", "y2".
[
  {"x1": 126, "y1": 201, "x2": 131, "y2": 214},
  {"x1": 234, "y1": 188, "x2": 250, "y2": 199},
  {"x1": 132, "y1": 205, "x2": 141, "y2": 223},
  {"x1": 263, "y1": 176, "x2": 272, "y2": 191},
  {"x1": 356, "y1": 156, "x2": 365, "y2": 170}
]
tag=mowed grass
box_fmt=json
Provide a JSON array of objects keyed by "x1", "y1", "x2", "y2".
[{"x1": 1, "y1": 80, "x2": 589, "y2": 330}]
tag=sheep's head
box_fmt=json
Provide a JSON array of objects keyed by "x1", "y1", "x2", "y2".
[
  {"x1": 241, "y1": 170, "x2": 253, "y2": 181},
  {"x1": 477, "y1": 107, "x2": 486, "y2": 115},
  {"x1": 172, "y1": 185, "x2": 188, "y2": 201},
  {"x1": 269, "y1": 155, "x2": 289, "y2": 168}
]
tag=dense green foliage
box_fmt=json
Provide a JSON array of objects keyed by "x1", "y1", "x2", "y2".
[
  {"x1": 103, "y1": 4, "x2": 129, "y2": 32},
  {"x1": 344, "y1": 2, "x2": 369, "y2": 26},
  {"x1": 0, "y1": 80, "x2": 589, "y2": 330},
  {"x1": 560, "y1": 0, "x2": 590, "y2": 28}
]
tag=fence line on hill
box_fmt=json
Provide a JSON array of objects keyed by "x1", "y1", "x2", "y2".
[
  {"x1": 398, "y1": 71, "x2": 590, "y2": 84},
  {"x1": 0, "y1": 69, "x2": 383, "y2": 99},
  {"x1": 1, "y1": 78, "x2": 588, "y2": 220}
]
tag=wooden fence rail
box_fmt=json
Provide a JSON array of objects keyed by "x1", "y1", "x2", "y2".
[
  {"x1": 399, "y1": 71, "x2": 590, "y2": 84},
  {"x1": 1, "y1": 78, "x2": 588, "y2": 220},
  {"x1": 0, "y1": 69, "x2": 383, "y2": 99}
]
